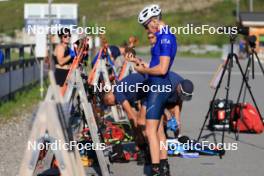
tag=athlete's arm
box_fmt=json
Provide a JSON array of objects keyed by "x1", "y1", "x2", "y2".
[
  {"x1": 125, "y1": 53, "x2": 149, "y2": 67},
  {"x1": 138, "y1": 105, "x2": 146, "y2": 127},
  {"x1": 164, "y1": 109, "x2": 172, "y2": 121},
  {"x1": 135, "y1": 56, "x2": 170, "y2": 75},
  {"x1": 55, "y1": 45, "x2": 71, "y2": 66},
  {"x1": 122, "y1": 100, "x2": 137, "y2": 126},
  {"x1": 174, "y1": 101, "x2": 182, "y2": 126},
  {"x1": 135, "y1": 34, "x2": 174, "y2": 75}
]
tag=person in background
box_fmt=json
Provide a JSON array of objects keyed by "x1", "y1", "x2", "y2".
[
  {"x1": 91, "y1": 35, "x2": 139, "y2": 74},
  {"x1": 239, "y1": 39, "x2": 247, "y2": 59},
  {"x1": 0, "y1": 49, "x2": 4, "y2": 65},
  {"x1": 147, "y1": 32, "x2": 156, "y2": 46},
  {"x1": 53, "y1": 28, "x2": 75, "y2": 87}
]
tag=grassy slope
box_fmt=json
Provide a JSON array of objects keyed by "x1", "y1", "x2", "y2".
[
  {"x1": 0, "y1": 0, "x2": 264, "y2": 44},
  {"x1": 102, "y1": 0, "x2": 264, "y2": 46}
]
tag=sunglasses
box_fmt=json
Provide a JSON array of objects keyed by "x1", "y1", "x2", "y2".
[
  {"x1": 148, "y1": 35, "x2": 155, "y2": 39},
  {"x1": 63, "y1": 34, "x2": 71, "y2": 38},
  {"x1": 179, "y1": 84, "x2": 193, "y2": 101}
]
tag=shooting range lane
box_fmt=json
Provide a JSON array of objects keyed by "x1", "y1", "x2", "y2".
[
  {"x1": 0, "y1": 58, "x2": 263, "y2": 176},
  {"x1": 111, "y1": 57, "x2": 264, "y2": 176}
]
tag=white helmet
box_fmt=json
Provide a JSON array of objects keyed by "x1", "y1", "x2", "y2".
[{"x1": 138, "y1": 4, "x2": 161, "y2": 25}]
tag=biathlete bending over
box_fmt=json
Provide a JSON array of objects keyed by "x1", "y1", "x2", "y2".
[{"x1": 103, "y1": 72, "x2": 194, "y2": 172}]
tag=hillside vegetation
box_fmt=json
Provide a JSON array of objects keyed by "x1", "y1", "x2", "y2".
[{"x1": 0, "y1": 0, "x2": 263, "y2": 45}]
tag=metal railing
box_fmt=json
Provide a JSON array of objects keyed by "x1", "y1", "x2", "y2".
[{"x1": 0, "y1": 44, "x2": 44, "y2": 101}]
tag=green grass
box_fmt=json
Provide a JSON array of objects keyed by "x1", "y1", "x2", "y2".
[
  {"x1": 7, "y1": 50, "x2": 32, "y2": 62},
  {"x1": 0, "y1": 0, "x2": 264, "y2": 45},
  {"x1": 0, "y1": 82, "x2": 47, "y2": 121},
  {"x1": 101, "y1": 0, "x2": 264, "y2": 46}
]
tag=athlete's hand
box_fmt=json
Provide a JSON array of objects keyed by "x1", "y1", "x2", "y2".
[
  {"x1": 125, "y1": 53, "x2": 136, "y2": 62},
  {"x1": 134, "y1": 63, "x2": 145, "y2": 73},
  {"x1": 125, "y1": 53, "x2": 140, "y2": 64},
  {"x1": 125, "y1": 53, "x2": 143, "y2": 66}
]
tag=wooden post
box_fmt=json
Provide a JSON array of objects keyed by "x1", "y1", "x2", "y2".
[{"x1": 19, "y1": 46, "x2": 25, "y2": 87}]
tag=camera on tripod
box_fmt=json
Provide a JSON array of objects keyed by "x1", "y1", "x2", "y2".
[
  {"x1": 208, "y1": 99, "x2": 233, "y2": 131},
  {"x1": 198, "y1": 25, "x2": 264, "y2": 148}
]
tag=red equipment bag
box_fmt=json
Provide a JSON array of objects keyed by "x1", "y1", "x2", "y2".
[
  {"x1": 231, "y1": 103, "x2": 264, "y2": 133},
  {"x1": 102, "y1": 122, "x2": 125, "y2": 145}
]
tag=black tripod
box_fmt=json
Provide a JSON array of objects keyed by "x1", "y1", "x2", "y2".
[
  {"x1": 234, "y1": 36, "x2": 264, "y2": 140},
  {"x1": 197, "y1": 34, "x2": 264, "y2": 158},
  {"x1": 237, "y1": 36, "x2": 264, "y2": 104},
  {"x1": 249, "y1": 36, "x2": 264, "y2": 78}
]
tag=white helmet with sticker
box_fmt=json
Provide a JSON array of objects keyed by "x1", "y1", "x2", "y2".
[{"x1": 138, "y1": 4, "x2": 161, "y2": 25}]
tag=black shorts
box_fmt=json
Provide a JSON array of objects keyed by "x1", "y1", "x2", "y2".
[{"x1": 55, "y1": 68, "x2": 69, "y2": 86}]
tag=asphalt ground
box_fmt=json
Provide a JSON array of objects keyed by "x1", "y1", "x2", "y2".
[
  {"x1": 2, "y1": 57, "x2": 264, "y2": 176},
  {"x1": 110, "y1": 57, "x2": 264, "y2": 176}
]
